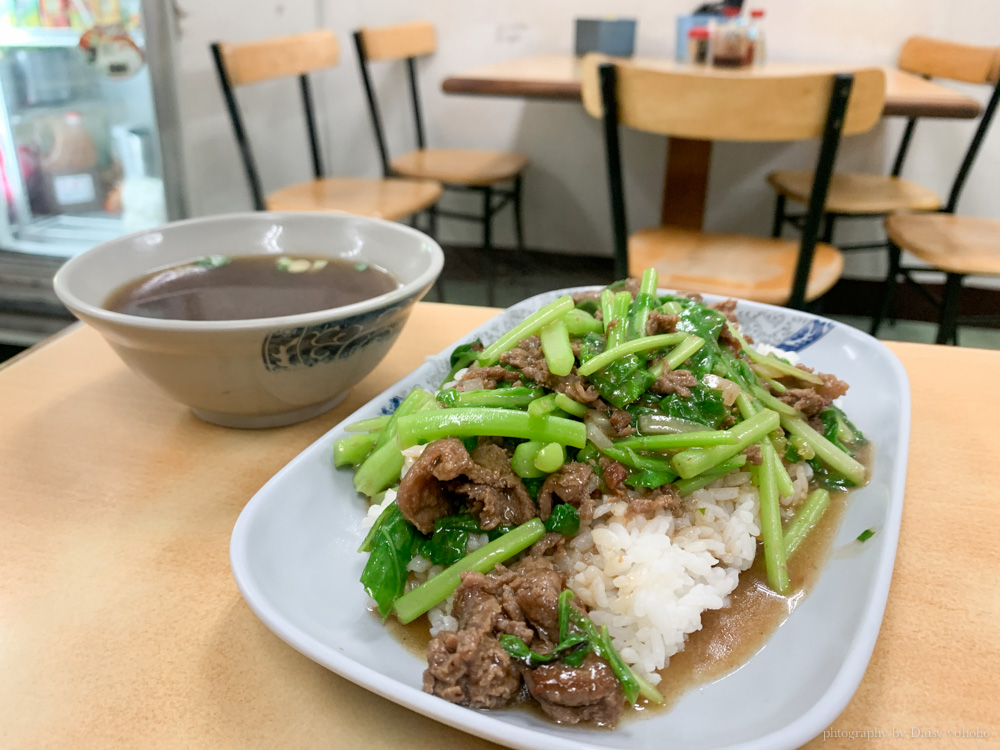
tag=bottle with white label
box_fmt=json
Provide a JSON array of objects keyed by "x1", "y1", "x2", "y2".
[{"x1": 40, "y1": 111, "x2": 104, "y2": 213}]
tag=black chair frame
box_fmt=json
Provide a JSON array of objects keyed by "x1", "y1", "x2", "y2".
[
  {"x1": 598, "y1": 63, "x2": 854, "y2": 309},
  {"x1": 353, "y1": 31, "x2": 524, "y2": 306},
  {"x1": 773, "y1": 75, "x2": 1000, "y2": 338},
  {"x1": 210, "y1": 42, "x2": 329, "y2": 212}
]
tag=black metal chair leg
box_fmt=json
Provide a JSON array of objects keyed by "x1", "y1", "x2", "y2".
[
  {"x1": 771, "y1": 194, "x2": 786, "y2": 239},
  {"x1": 821, "y1": 213, "x2": 836, "y2": 244},
  {"x1": 870, "y1": 241, "x2": 901, "y2": 337},
  {"x1": 513, "y1": 175, "x2": 525, "y2": 252},
  {"x1": 482, "y1": 186, "x2": 496, "y2": 307},
  {"x1": 936, "y1": 272, "x2": 964, "y2": 345},
  {"x1": 426, "y1": 206, "x2": 438, "y2": 240}
]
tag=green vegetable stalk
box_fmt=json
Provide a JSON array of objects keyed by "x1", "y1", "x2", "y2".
[
  {"x1": 393, "y1": 519, "x2": 546, "y2": 624},
  {"x1": 783, "y1": 488, "x2": 831, "y2": 557},
  {"x1": 477, "y1": 295, "x2": 575, "y2": 365},
  {"x1": 671, "y1": 410, "x2": 780, "y2": 479},
  {"x1": 540, "y1": 318, "x2": 574, "y2": 377},
  {"x1": 759, "y1": 443, "x2": 790, "y2": 594},
  {"x1": 780, "y1": 413, "x2": 866, "y2": 487},
  {"x1": 396, "y1": 408, "x2": 587, "y2": 450}
]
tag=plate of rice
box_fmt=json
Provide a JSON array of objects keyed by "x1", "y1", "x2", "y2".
[{"x1": 230, "y1": 276, "x2": 909, "y2": 750}]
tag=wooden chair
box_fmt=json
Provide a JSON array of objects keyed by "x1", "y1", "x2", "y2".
[
  {"x1": 877, "y1": 214, "x2": 1000, "y2": 345},
  {"x1": 210, "y1": 30, "x2": 442, "y2": 220},
  {"x1": 767, "y1": 37, "x2": 1000, "y2": 326},
  {"x1": 353, "y1": 22, "x2": 529, "y2": 306},
  {"x1": 581, "y1": 58, "x2": 886, "y2": 308}
]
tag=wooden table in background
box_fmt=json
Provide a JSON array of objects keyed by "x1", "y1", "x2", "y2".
[
  {"x1": 2, "y1": 304, "x2": 998, "y2": 748},
  {"x1": 443, "y1": 55, "x2": 983, "y2": 229}
]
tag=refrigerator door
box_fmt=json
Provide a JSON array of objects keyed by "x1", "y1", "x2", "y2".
[{"x1": 0, "y1": 2, "x2": 185, "y2": 258}]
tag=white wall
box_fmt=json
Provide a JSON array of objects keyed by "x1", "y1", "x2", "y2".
[{"x1": 173, "y1": 0, "x2": 1000, "y2": 288}]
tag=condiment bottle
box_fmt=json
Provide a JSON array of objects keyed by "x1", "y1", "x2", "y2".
[
  {"x1": 711, "y1": 6, "x2": 752, "y2": 68},
  {"x1": 686, "y1": 26, "x2": 710, "y2": 65},
  {"x1": 749, "y1": 9, "x2": 766, "y2": 66}
]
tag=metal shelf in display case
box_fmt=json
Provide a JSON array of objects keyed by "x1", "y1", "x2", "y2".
[{"x1": 0, "y1": 0, "x2": 185, "y2": 259}]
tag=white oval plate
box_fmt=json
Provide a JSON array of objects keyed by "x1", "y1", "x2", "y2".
[{"x1": 230, "y1": 288, "x2": 910, "y2": 750}]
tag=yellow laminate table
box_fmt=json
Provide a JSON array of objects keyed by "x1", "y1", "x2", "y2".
[
  {"x1": 1, "y1": 302, "x2": 997, "y2": 748},
  {"x1": 443, "y1": 55, "x2": 983, "y2": 230}
]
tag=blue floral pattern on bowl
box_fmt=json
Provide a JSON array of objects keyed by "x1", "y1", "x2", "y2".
[{"x1": 262, "y1": 297, "x2": 413, "y2": 372}]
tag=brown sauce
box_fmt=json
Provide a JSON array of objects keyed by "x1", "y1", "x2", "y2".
[
  {"x1": 383, "y1": 448, "x2": 872, "y2": 722},
  {"x1": 644, "y1": 484, "x2": 852, "y2": 714},
  {"x1": 104, "y1": 255, "x2": 398, "y2": 321}
]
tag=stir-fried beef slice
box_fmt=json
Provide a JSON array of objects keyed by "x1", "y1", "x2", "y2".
[
  {"x1": 646, "y1": 310, "x2": 680, "y2": 336},
  {"x1": 424, "y1": 556, "x2": 568, "y2": 710},
  {"x1": 560, "y1": 377, "x2": 601, "y2": 403},
  {"x1": 650, "y1": 368, "x2": 698, "y2": 397},
  {"x1": 500, "y1": 336, "x2": 600, "y2": 404},
  {"x1": 572, "y1": 289, "x2": 602, "y2": 304},
  {"x1": 396, "y1": 439, "x2": 536, "y2": 534},
  {"x1": 626, "y1": 484, "x2": 681, "y2": 518},
  {"x1": 395, "y1": 439, "x2": 464, "y2": 534},
  {"x1": 779, "y1": 387, "x2": 826, "y2": 416},
  {"x1": 529, "y1": 532, "x2": 566, "y2": 559},
  {"x1": 818, "y1": 372, "x2": 849, "y2": 401},
  {"x1": 776, "y1": 372, "x2": 849, "y2": 416},
  {"x1": 537, "y1": 462, "x2": 600, "y2": 521},
  {"x1": 508, "y1": 556, "x2": 565, "y2": 642},
  {"x1": 462, "y1": 443, "x2": 537, "y2": 530},
  {"x1": 424, "y1": 583, "x2": 522, "y2": 709},
  {"x1": 608, "y1": 408, "x2": 635, "y2": 437},
  {"x1": 743, "y1": 444, "x2": 763, "y2": 466},
  {"x1": 523, "y1": 652, "x2": 625, "y2": 726},
  {"x1": 500, "y1": 336, "x2": 550, "y2": 386},
  {"x1": 712, "y1": 299, "x2": 752, "y2": 353},
  {"x1": 458, "y1": 364, "x2": 522, "y2": 390},
  {"x1": 598, "y1": 456, "x2": 628, "y2": 492},
  {"x1": 711, "y1": 299, "x2": 738, "y2": 318}
]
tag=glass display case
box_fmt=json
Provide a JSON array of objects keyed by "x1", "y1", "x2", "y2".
[{"x1": 0, "y1": 0, "x2": 185, "y2": 258}]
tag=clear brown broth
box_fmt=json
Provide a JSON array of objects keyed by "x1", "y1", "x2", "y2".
[
  {"x1": 104, "y1": 255, "x2": 398, "y2": 321},
  {"x1": 382, "y1": 448, "x2": 872, "y2": 720}
]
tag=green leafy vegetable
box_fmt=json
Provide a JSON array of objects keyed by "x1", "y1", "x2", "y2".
[
  {"x1": 194, "y1": 254, "x2": 231, "y2": 268},
  {"x1": 416, "y1": 514, "x2": 482, "y2": 566},
  {"x1": 393, "y1": 519, "x2": 546, "y2": 624},
  {"x1": 624, "y1": 468, "x2": 675, "y2": 489},
  {"x1": 498, "y1": 632, "x2": 591, "y2": 667},
  {"x1": 359, "y1": 503, "x2": 417, "y2": 618},
  {"x1": 443, "y1": 340, "x2": 483, "y2": 383},
  {"x1": 857, "y1": 528, "x2": 875, "y2": 543},
  {"x1": 658, "y1": 381, "x2": 729, "y2": 429},
  {"x1": 544, "y1": 504, "x2": 580, "y2": 536}
]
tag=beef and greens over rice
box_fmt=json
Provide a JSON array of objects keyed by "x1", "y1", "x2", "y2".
[{"x1": 336, "y1": 269, "x2": 869, "y2": 726}]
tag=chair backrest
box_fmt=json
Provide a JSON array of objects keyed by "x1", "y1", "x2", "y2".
[
  {"x1": 583, "y1": 58, "x2": 886, "y2": 309},
  {"x1": 898, "y1": 36, "x2": 1000, "y2": 85},
  {"x1": 581, "y1": 57, "x2": 886, "y2": 141},
  {"x1": 356, "y1": 22, "x2": 436, "y2": 62},
  {"x1": 894, "y1": 36, "x2": 1000, "y2": 213},
  {"x1": 354, "y1": 22, "x2": 437, "y2": 177},
  {"x1": 210, "y1": 30, "x2": 340, "y2": 209}
]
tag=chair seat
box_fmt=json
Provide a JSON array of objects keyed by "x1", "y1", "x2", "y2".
[
  {"x1": 767, "y1": 170, "x2": 941, "y2": 215},
  {"x1": 886, "y1": 213, "x2": 1000, "y2": 276},
  {"x1": 391, "y1": 149, "x2": 528, "y2": 187},
  {"x1": 628, "y1": 227, "x2": 844, "y2": 305},
  {"x1": 266, "y1": 177, "x2": 442, "y2": 220}
]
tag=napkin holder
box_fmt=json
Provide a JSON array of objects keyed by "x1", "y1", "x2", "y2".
[{"x1": 575, "y1": 18, "x2": 637, "y2": 57}]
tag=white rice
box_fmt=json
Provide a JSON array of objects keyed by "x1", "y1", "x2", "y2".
[
  {"x1": 370, "y1": 434, "x2": 813, "y2": 684},
  {"x1": 566, "y1": 473, "x2": 759, "y2": 683}
]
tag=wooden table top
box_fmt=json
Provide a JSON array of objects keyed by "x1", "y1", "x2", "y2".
[
  {"x1": 442, "y1": 54, "x2": 983, "y2": 119},
  {"x1": 2, "y1": 303, "x2": 998, "y2": 748}
]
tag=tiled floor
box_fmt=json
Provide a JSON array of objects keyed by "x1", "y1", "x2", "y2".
[
  {"x1": 433, "y1": 247, "x2": 1000, "y2": 351},
  {"x1": 2, "y1": 247, "x2": 997, "y2": 367}
]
